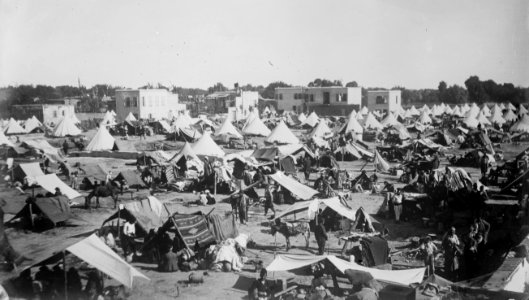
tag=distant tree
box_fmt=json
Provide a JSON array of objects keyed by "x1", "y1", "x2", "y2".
[
  {"x1": 345, "y1": 81, "x2": 358, "y2": 87},
  {"x1": 207, "y1": 82, "x2": 228, "y2": 93},
  {"x1": 465, "y1": 76, "x2": 488, "y2": 104},
  {"x1": 308, "y1": 78, "x2": 342, "y2": 87},
  {"x1": 261, "y1": 81, "x2": 291, "y2": 99}
]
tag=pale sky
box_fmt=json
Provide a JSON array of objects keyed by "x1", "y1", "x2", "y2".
[{"x1": 1, "y1": 0, "x2": 528, "y2": 89}]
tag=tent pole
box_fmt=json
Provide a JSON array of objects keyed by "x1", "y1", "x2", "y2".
[
  {"x1": 214, "y1": 171, "x2": 217, "y2": 196},
  {"x1": 29, "y1": 202, "x2": 34, "y2": 228},
  {"x1": 63, "y1": 251, "x2": 68, "y2": 300},
  {"x1": 117, "y1": 207, "x2": 121, "y2": 242}
]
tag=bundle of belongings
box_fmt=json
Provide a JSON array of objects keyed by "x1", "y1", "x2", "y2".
[{"x1": 207, "y1": 233, "x2": 249, "y2": 272}]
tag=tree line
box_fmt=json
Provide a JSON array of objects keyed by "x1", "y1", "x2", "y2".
[{"x1": 0, "y1": 76, "x2": 526, "y2": 117}]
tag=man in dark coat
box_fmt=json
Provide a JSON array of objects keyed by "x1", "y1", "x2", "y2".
[
  {"x1": 303, "y1": 154, "x2": 312, "y2": 182},
  {"x1": 314, "y1": 217, "x2": 328, "y2": 255},
  {"x1": 62, "y1": 140, "x2": 69, "y2": 155}
]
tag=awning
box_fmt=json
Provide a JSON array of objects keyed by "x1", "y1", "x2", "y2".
[
  {"x1": 267, "y1": 254, "x2": 425, "y2": 286},
  {"x1": 268, "y1": 171, "x2": 319, "y2": 201},
  {"x1": 33, "y1": 174, "x2": 81, "y2": 200}
]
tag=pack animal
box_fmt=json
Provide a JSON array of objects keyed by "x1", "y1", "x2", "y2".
[
  {"x1": 270, "y1": 220, "x2": 310, "y2": 251},
  {"x1": 85, "y1": 185, "x2": 120, "y2": 209}
]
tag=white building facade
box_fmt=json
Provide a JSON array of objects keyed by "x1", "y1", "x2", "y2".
[
  {"x1": 274, "y1": 86, "x2": 362, "y2": 113},
  {"x1": 115, "y1": 89, "x2": 186, "y2": 121},
  {"x1": 366, "y1": 90, "x2": 402, "y2": 114}
]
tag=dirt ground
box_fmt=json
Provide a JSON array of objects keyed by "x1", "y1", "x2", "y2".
[{"x1": 1, "y1": 128, "x2": 527, "y2": 299}]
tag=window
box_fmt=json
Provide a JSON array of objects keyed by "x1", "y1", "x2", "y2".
[
  {"x1": 336, "y1": 94, "x2": 340, "y2": 102},
  {"x1": 133, "y1": 97, "x2": 138, "y2": 107},
  {"x1": 62, "y1": 110, "x2": 65, "y2": 116},
  {"x1": 310, "y1": 94, "x2": 314, "y2": 102},
  {"x1": 293, "y1": 105, "x2": 296, "y2": 111},
  {"x1": 279, "y1": 94, "x2": 283, "y2": 100},
  {"x1": 342, "y1": 94, "x2": 348, "y2": 102},
  {"x1": 125, "y1": 97, "x2": 131, "y2": 107},
  {"x1": 376, "y1": 96, "x2": 387, "y2": 104},
  {"x1": 142, "y1": 97, "x2": 145, "y2": 107},
  {"x1": 53, "y1": 110, "x2": 58, "y2": 117}
]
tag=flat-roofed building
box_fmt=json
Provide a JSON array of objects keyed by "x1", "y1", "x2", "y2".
[
  {"x1": 274, "y1": 86, "x2": 362, "y2": 115},
  {"x1": 11, "y1": 104, "x2": 76, "y2": 126},
  {"x1": 205, "y1": 90, "x2": 258, "y2": 120},
  {"x1": 115, "y1": 88, "x2": 186, "y2": 121},
  {"x1": 366, "y1": 90, "x2": 402, "y2": 114}
]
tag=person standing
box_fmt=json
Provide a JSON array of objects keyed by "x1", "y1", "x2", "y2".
[
  {"x1": 442, "y1": 227, "x2": 461, "y2": 280},
  {"x1": 62, "y1": 140, "x2": 69, "y2": 156},
  {"x1": 480, "y1": 155, "x2": 490, "y2": 179},
  {"x1": 314, "y1": 217, "x2": 328, "y2": 255},
  {"x1": 123, "y1": 220, "x2": 137, "y2": 260},
  {"x1": 264, "y1": 184, "x2": 276, "y2": 218},
  {"x1": 420, "y1": 236, "x2": 438, "y2": 276},
  {"x1": 303, "y1": 154, "x2": 312, "y2": 183},
  {"x1": 248, "y1": 268, "x2": 270, "y2": 300},
  {"x1": 238, "y1": 192, "x2": 249, "y2": 225},
  {"x1": 392, "y1": 189, "x2": 403, "y2": 223}
]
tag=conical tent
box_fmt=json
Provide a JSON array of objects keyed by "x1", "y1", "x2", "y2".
[
  {"x1": 489, "y1": 109, "x2": 506, "y2": 125},
  {"x1": 417, "y1": 111, "x2": 433, "y2": 125},
  {"x1": 421, "y1": 104, "x2": 431, "y2": 114},
  {"x1": 341, "y1": 111, "x2": 364, "y2": 135},
  {"x1": 24, "y1": 116, "x2": 43, "y2": 133},
  {"x1": 452, "y1": 106, "x2": 464, "y2": 118},
  {"x1": 192, "y1": 133, "x2": 225, "y2": 157},
  {"x1": 444, "y1": 105, "x2": 453, "y2": 115},
  {"x1": 476, "y1": 111, "x2": 491, "y2": 126},
  {"x1": 518, "y1": 104, "x2": 528, "y2": 116},
  {"x1": 461, "y1": 103, "x2": 470, "y2": 113},
  {"x1": 242, "y1": 117, "x2": 271, "y2": 136},
  {"x1": 374, "y1": 149, "x2": 390, "y2": 172},
  {"x1": 242, "y1": 110, "x2": 259, "y2": 129},
  {"x1": 110, "y1": 110, "x2": 117, "y2": 116},
  {"x1": 298, "y1": 113, "x2": 307, "y2": 122},
  {"x1": 310, "y1": 120, "x2": 332, "y2": 139},
  {"x1": 0, "y1": 131, "x2": 14, "y2": 147},
  {"x1": 125, "y1": 112, "x2": 137, "y2": 122},
  {"x1": 4, "y1": 118, "x2": 26, "y2": 135},
  {"x1": 363, "y1": 112, "x2": 383, "y2": 130},
  {"x1": 51, "y1": 117, "x2": 82, "y2": 137},
  {"x1": 301, "y1": 112, "x2": 319, "y2": 127},
  {"x1": 503, "y1": 109, "x2": 517, "y2": 122},
  {"x1": 463, "y1": 115, "x2": 479, "y2": 128},
  {"x1": 86, "y1": 126, "x2": 116, "y2": 151},
  {"x1": 490, "y1": 104, "x2": 501, "y2": 115},
  {"x1": 465, "y1": 103, "x2": 480, "y2": 119},
  {"x1": 265, "y1": 120, "x2": 300, "y2": 144},
  {"x1": 69, "y1": 113, "x2": 81, "y2": 124},
  {"x1": 409, "y1": 105, "x2": 420, "y2": 116},
  {"x1": 431, "y1": 105, "x2": 443, "y2": 117},
  {"x1": 381, "y1": 112, "x2": 401, "y2": 127},
  {"x1": 360, "y1": 106, "x2": 369, "y2": 115},
  {"x1": 100, "y1": 111, "x2": 117, "y2": 127},
  {"x1": 355, "y1": 112, "x2": 364, "y2": 121},
  {"x1": 350, "y1": 110, "x2": 357, "y2": 117},
  {"x1": 507, "y1": 102, "x2": 516, "y2": 111},
  {"x1": 169, "y1": 142, "x2": 204, "y2": 171},
  {"x1": 510, "y1": 114, "x2": 529, "y2": 133},
  {"x1": 499, "y1": 103, "x2": 506, "y2": 110},
  {"x1": 215, "y1": 117, "x2": 243, "y2": 139},
  {"x1": 403, "y1": 109, "x2": 414, "y2": 119},
  {"x1": 480, "y1": 104, "x2": 491, "y2": 117}
]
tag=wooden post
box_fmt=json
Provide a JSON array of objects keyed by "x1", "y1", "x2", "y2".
[
  {"x1": 117, "y1": 206, "x2": 121, "y2": 242},
  {"x1": 214, "y1": 171, "x2": 217, "y2": 196},
  {"x1": 163, "y1": 204, "x2": 191, "y2": 250},
  {"x1": 63, "y1": 251, "x2": 68, "y2": 300},
  {"x1": 28, "y1": 202, "x2": 34, "y2": 228}
]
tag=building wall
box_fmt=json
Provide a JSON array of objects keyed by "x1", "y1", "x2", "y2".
[
  {"x1": 42, "y1": 104, "x2": 76, "y2": 125},
  {"x1": 234, "y1": 91, "x2": 259, "y2": 120},
  {"x1": 366, "y1": 90, "x2": 402, "y2": 114},
  {"x1": 115, "y1": 89, "x2": 185, "y2": 121},
  {"x1": 275, "y1": 86, "x2": 362, "y2": 113}
]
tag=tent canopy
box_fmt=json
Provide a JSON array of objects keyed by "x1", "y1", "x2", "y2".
[
  {"x1": 114, "y1": 170, "x2": 146, "y2": 188},
  {"x1": 34, "y1": 174, "x2": 81, "y2": 200},
  {"x1": 268, "y1": 171, "x2": 318, "y2": 201},
  {"x1": 265, "y1": 120, "x2": 300, "y2": 145},
  {"x1": 4, "y1": 118, "x2": 27, "y2": 135},
  {"x1": 10, "y1": 196, "x2": 71, "y2": 226},
  {"x1": 192, "y1": 133, "x2": 225, "y2": 157},
  {"x1": 162, "y1": 211, "x2": 217, "y2": 249},
  {"x1": 51, "y1": 117, "x2": 82, "y2": 137},
  {"x1": 242, "y1": 117, "x2": 271, "y2": 137},
  {"x1": 215, "y1": 117, "x2": 243, "y2": 139},
  {"x1": 86, "y1": 126, "x2": 116, "y2": 151},
  {"x1": 12, "y1": 162, "x2": 45, "y2": 182},
  {"x1": 103, "y1": 197, "x2": 168, "y2": 234}
]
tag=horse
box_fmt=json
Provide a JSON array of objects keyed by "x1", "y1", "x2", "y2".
[
  {"x1": 85, "y1": 185, "x2": 120, "y2": 209},
  {"x1": 270, "y1": 220, "x2": 310, "y2": 251}
]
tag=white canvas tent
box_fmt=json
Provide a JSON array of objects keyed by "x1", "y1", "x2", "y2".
[
  {"x1": 465, "y1": 103, "x2": 480, "y2": 119},
  {"x1": 417, "y1": 111, "x2": 433, "y2": 125},
  {"x1": 69, "y1": 113, "x2": 81, "y2": 125},
  {"x1": 301, "y1": 112, "x2": 319, "y2": 127},
  {"x1": 360, "y1": 106, "x2": 369, "y2": 115},
  {"x1": 192, "y1": 133, "x2": 225, "y2": 157},
  {"x1": 297, "y1": 112, "x2": 307, "y2": 122},
  {"x1": 0, "y1": 131, "x2": 14, "y2": 147},
  {"x1": 242, "y1": 117, "x2": 271, "y2": 136},
  {"x1": 51, "y1": 117, "x2": 82, "y2": 137},
  {"x1": 33, "y1": 174, "x2": 82, "y2": 199},
  {"x1": 86, "y1": 126, "x2": 116, "y2": 151},
  {"x1": 480, "y1": 104, "x2": 491, "y2": 117},
  {"x1": 381, "y1": 112, "x2": 401, "y2": 127},
  {"x1": 463, "y1": 115, "x2": 479, "y2": 128},
  {"x1": 341, "y1": 112, "x2": 364, "y2": 139},
  {"x1": 363, "y1": 112, "x2": 383, "y2": 130},
  {"x1": 265, "y1": 120, "x2": 300, "y2": 144},
  {"x1": 309, "y1": 120, "x2": 333, "y2": 139},
  {"x1": 510, "y1": 114, "x2": 529, "y2": 133},
  {"x1": 169, "y1": 142, "x2": 204, "y2": 172},
  {"x1": 489, "y1": 108, "x2": 506, "y2": 125},
  {"x1": 476, "y1": 111, "x2": 491, "y2": 126},
  {"x1": 125, "y1": 112, "x2": 137, "y2": 122},
  {"x1": 518, "y1": 104, "x2": 528, "y2": 116},
  {"x1": 409, "y1": 105, "x2": 420, "y2": 116},
  {"x1": 24, "y1": 116, "x2": 43, "y2": 133},
  {"x1": 4, "y1": 118, "x2": 26, "y2": 135},
  {"x1": 268, "y1": 171, "x2": 318, "y2": 200},
  {"x1": 215, "y1": 116, "x2": 243, "y2": 139},
  {"x1": 503, "y1": 109, "x2": 517, "y2": 122}
]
